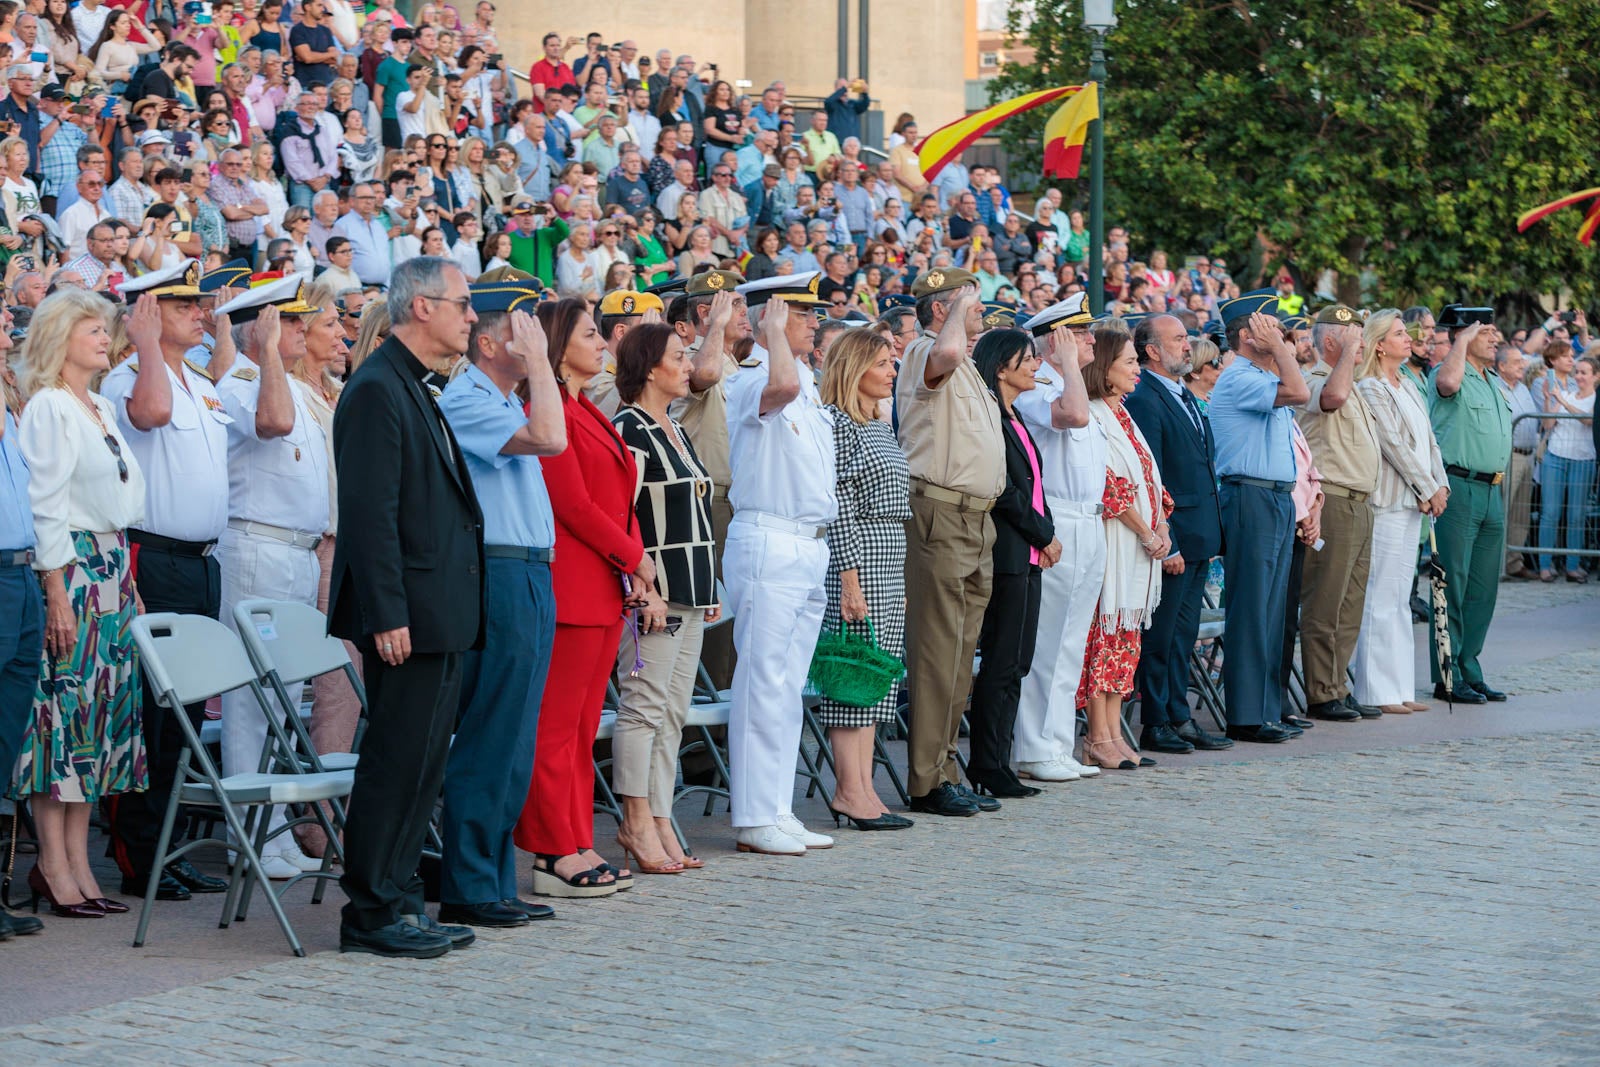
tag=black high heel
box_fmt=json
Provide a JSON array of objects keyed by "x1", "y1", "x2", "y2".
[
  {"x1": 967, "y1": 770, "x2": 1043, "y2": 798},
  {"x1": 827, "y1": 805, "x2": 915, "y2": 831},
  {"x1": 27, "y1": 867, "x2": 105, "y2": 918}
]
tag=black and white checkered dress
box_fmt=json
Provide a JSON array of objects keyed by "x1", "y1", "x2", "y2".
[{"x1": 820, "y1": 409, "x2": 911, "y2": 728}]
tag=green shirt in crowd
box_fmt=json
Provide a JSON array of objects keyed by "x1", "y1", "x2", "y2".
[
  {"x1": 1428, "y1": 360, "x2": 1513, "y2": 475},
  {"x1": 508, "y1": 217, "x2": 570, "y2": 289}
]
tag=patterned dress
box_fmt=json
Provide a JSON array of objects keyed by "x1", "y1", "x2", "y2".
[
  {"x1": 820, "y1": 410, "x2": 911, "y2": 728},
  {"x1": 1077, "y1": 403, "x2": 1174, "y2": 705},
  {"x1": 13, "y1": 530, "x2": 145, "y2": 802}
]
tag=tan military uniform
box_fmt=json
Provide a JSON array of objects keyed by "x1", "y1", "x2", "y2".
[
  {"x1": 1296, "y1": 361, "x2": 1382, "y2": 706},
  {"x1": 895, "y1": 329, "x2": 1005, "y2": 797}
]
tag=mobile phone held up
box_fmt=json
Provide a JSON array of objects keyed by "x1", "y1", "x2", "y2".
[{"x1": 101, "y1": 98, "x2": 118, "y2": 119}]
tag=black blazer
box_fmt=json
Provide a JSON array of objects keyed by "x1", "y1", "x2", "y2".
[
  {"x1": 992, "y1": 404, "x2": 1056, "y2": 575},
  {"x1": 328, "y1": 336, "x2": 486, "y2": 654},
  {"x1": 1123, "y1": 368, "x2": 1223, "y2": 561}
]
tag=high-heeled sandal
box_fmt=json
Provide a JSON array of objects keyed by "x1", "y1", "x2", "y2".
[
  {"x1": 530, "y1": 853, "x2": 619, "y2": 899},
  {"x1": 27, "y1": 867, "x2": 105, "y2": 918},
  {"x1": 676, "y1": 852, "x2": 705, "y2": 870},
  {"x1": 615, "y1": 836, "x2": 684, "y2": 874},
  {"x1": 1083, "y1": 740, "x2": 1136, "y2": 770}
]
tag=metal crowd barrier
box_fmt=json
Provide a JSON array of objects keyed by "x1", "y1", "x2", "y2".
[{"x1": 1503, "y1": 412, "x2": 1598, "y2": 564}]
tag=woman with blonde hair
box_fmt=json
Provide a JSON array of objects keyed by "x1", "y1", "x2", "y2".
[
  {"x1": 816, "y1": 329, "x2": 913, "y2": 829},
  {"x1": 346, "y1": 296, "x2": 390, "y2": 378},
  {"x1": 1351, "y1": 308, "x2": 1448, "y2": 714},
  {"x1": 14, "y1": 288, "x2": 147, "y2": 917}
]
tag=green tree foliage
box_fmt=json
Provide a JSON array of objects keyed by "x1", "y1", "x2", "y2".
[{"x1": 990, "y1": 0, "x2": 1599, "y2": 309}]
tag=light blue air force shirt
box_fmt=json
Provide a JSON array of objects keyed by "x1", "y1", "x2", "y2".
[
  {"x1": 0, "y1": 410, "x2": 35, "y2": 551},
  {"x1": 1208, "y1": 358, "x2": 1297, "y2": 483},
  {"x1": 438, "y1": 363, "x2": 556, "y2": 549}
]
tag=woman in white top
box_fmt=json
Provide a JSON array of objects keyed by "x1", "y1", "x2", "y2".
[
  {"x1": 248, "y1": 141, "x2": 290, "y2": 259},
  {"x1": 280, "y1": 205, "x2": 318, "y2": 274},
  {"x1": 1352, "y1": 308, "x2": 1448, "y2": 713},
  {"x1": 137, "y1": 203, "x2": 187, "y2": 273},
  {"x1": 0, "y1": 135, "x2": 41, "y2": 258},
  {"x1": 1538, "y1": 354, "x2": 1597, "y2": 582},
  {"x1": 555, "y1": 222, "x2": 603, "y2": 302},
  {"x1": 14, "y1": 288, "x2": 147, "y2": 918}
]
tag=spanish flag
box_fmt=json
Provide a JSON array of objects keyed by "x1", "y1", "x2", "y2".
[
  {"x1": 917, "y1": 85, "x2": 1083, "y2": 181},
  {"x1": 1042, "y1": 82, "x2": 1099, "y2": 180},
  {"x1": 1517, "y1": 187, "x2": 1600, "y2": 246}
]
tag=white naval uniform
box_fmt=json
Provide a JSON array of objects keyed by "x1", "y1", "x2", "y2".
[
  {"x1": 1011, "y1": 359, "x2": 1108, "y2": 764},
  {"x1": 723, "y1": 345, "x2": 837, "y2": 828},
  {"x1": 99, "y1": 358, "x2": 232, "y2": 543},
  {"x1": 214, "y1": 366, "x2": 331, "y2": 839}
]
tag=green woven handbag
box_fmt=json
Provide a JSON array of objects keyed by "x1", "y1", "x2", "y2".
[{"x1": 808, "y1": 618, "x2": 905, "y2": 707}]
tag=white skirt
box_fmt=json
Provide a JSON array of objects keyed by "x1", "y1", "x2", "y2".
[{"x1": 1351, "y1": 507, "x2": 1423, "y2": 706}]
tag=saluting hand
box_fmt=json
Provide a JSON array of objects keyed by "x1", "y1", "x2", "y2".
[
  {"x1": 704, "y1": 288, "x2": 735, "y2": 335},
  {"x1": 506, "y1": 308, "x2": 547, "y2": 367},
  {"x1": 128, "y1": 293, "x2": 164, "y2": 357},
  {"x1": 258, "y1": 304, "x2": 281, "y2": 357}
]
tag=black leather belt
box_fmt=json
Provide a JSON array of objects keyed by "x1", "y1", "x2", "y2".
[
  {"x1": 1512, "y1": 446, "x2": 1534, "y2": 456},
  {"x1": 1445, "y1": 464, "x2": 1503, "y2": 486},
  {"x1": 1221, "y1": 475, "x2": 1294, "y2": 493},
  {"x1": 0, "y1": 548, "x2": 34, "y2": 567},
  {"x1": 484, "y1": 544, "x2": 555, "y2": 563},
  {"x1": 129, "y1": 529, "x2": 218, "y2": 557}
]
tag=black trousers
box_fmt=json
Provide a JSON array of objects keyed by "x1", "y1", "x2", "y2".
[
  {"x1": 967, "y1": 568, "x2": 1042, "y2": 777},
  {"x1": 1278, "y1": 538, "x2": 1307, "y2": 694},
  {"x1": 1136, "y1": 560, "x2": 1209, "y2": 728},
  {"x1": 382, "y1": 117, "x2": 403, "y2": 150},
  {"x1": 340, "y1": 649, "x2": 462, "y2": 931},
  {"x1": 107, "y1": 545, "x2": 221, "y2": 879}
]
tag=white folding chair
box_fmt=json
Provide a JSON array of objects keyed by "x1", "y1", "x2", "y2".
[{"x1": 130, "y1": 613, "x2": 352, "y2": 958}]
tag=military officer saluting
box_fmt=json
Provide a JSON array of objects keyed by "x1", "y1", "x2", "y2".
[
  {"x1": 1428, "y1": 304, "x2": 1512, "y2": 704},
  {"x1": 722, "y1": 271, "x2": 838, "y2": 857},
  {"x1": 894, "y1": 266, "x2": 1001, "y2": 817},
  {"x1": 208, "y1": 274, "x2": 334, "y2": 878},
  {"x1": 100, "y1": 259, "x2": 235, "y2": 901}
]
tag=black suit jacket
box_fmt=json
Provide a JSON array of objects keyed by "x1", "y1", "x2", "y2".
[
  {"x1": 992, "y1": 405, "x2": 1056, "y2": 574},
  {"x1": 1123, "y1": 368, "x2": 1223, "y2": 561},
  {"x1": 328, "y1": 336, "x2": 485, "y2": 654}
]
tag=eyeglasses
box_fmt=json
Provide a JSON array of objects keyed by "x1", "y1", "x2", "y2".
[
  {"x1": 420, "y1": 293, "x2": 472, "y2": 313},
  {"x1": 428, "y1": 140, "x2": 445, "y2": 148},
  {"x1": 600, "y1": 229, "x2": 619, "y2": 236},
  {"x1": 712, "y1": 171, "x2": 731, "y2": 178}
]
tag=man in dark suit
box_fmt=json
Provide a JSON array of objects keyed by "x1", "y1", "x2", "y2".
[
  {"x1": 1124, "y1": 315, "x2": 1233, "y2": 753},
  {"x1": 329, "y1": 256, "x2": 486, "y2": 959}
]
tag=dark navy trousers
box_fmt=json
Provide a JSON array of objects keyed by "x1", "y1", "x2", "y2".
[
  {"x1": 1219, "y1": 482, "x2": 1294, "y2": 727},
  {"x1": 0, "y1": 564, "x2": 43, "y2": 798}
]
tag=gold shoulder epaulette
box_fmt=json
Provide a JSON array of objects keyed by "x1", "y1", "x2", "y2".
[
  {"x1": 231, "y1": 366, "x2": 258, "y2": 381},
  {"x1": 184, "y1": 358, "x2": 215, "y2": 382},
  {"x1": 739, "y1": 357, "x2": 761, "y2": 368}
]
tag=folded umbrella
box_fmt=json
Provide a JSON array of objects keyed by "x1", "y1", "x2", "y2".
[{"x1": 1426, "y1": 526, "x2": 1454, "y2": 710}]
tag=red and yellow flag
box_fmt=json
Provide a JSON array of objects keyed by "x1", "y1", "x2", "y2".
[
  {"x1": 1517, "y1": 186, "x2": 1600, "y2": 246},
  {"x1": 1042, "y1": 82, "x2": 1099, "y2": 179},
  {"x1": 917, "y1": 85, "x2": 1083, "y2": 181}
]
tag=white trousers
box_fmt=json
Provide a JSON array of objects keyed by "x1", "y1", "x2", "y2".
[
  {"x1": 723, "y1": 520, "x2": 828, "y2": 827},
  {"x1": 1014, "y1": 504, "x2": 1106, "y2": 763},
  {"x1": 1351, "y1": 507, "x2": 1422, "y2": 706},
  {"x1": 218, "y1": 527, "x2": 321, "y2": 845}
]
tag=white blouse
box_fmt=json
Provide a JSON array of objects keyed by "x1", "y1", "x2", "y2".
[{"x1": 20, "y1": 388, "x2": 147, "y2": 570}]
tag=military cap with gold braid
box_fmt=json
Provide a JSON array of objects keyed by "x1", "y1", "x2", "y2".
[
  {"x1": 199, "y1": 258, "x2": 253, "y2": 294},
  {"x1": 980, "y1": 302, "x2": 1017, "y2": 330},
  {"x1": 684, "y1": 268, "x2": 744, "y2": 296},
  {"x1": 734, "y1": 270, "x2": 830, "y2": 308},
  {"x1": 1217, "y1": 289, "x2": 1282, "y2": 328},
  {"x1": 120, "y1": 258, "x2": 204, "y2": 300},
  {"x1": 1021, "y1": 292, "x2": 1093, "y2": 336},
  {"x1": 909, "y1": 266, "x2": 977, "y2": 299},
  {"x1": 213, "y1": 272, "x2": 322, "y2": 323},
  {"x1": 1282, "y1": 314, "x2": 1311, "y2": 331},
  {"x1": 597, "y1": 289, "x2": 665, "y2": 317},
  {"x1": 470, "y1": 280, "x2": 544, "y2": 315}
]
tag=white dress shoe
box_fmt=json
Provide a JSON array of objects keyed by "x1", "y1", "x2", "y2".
[
  {"x1": 776, "y1": 812, "x2": 833, "y2": 849},
  {"x1": 1061, "y1": 754, "x2": 1099, "y2": 778},
  {"x1": 256, "y1": 854, "x2": 302, "y2": 880},
  {"x1": 1016, "y1": 759, "x2": 1081, "y2": 782},
  {"x1": 272, "y1": 839, "x2": 325, "y2": 872},
  {"x1": 735, "y1": 825, "x2": 806, "y2": 856}
]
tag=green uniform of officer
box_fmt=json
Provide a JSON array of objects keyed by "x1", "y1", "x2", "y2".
[{"x1": 1426, "y1": 304, "x2": 1512, "y2": 702}]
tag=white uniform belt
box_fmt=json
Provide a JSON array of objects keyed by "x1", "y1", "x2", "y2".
[
  {"x1": 228, "y1": 518, "x2": 323, "y2": 550},
  {"x1": 1046, "y1": 496, "x2": 1104, "y2": 518},
  {"x1": 731, "y1": 511, "x2": 828, "y2": 540}
]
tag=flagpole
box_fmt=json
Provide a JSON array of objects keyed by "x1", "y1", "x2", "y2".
[{"x1": 1083, "y1": 2, "x2": 1116, "y2": 316}]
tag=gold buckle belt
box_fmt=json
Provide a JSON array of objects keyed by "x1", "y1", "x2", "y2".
[
  {"x1": 911, "y1": 479, "x2": 997, "y2": 513},
  {"x1": 1320, "y1": 483, "x2": 1371, "y2": 503}
]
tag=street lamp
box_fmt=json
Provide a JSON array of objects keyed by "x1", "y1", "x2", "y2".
[{"x1": 1083, "y1": 0, "x2": 1116, "y2": 315}]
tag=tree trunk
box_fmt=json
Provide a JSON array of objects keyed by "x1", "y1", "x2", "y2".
[{"x1": 1335, "y1": 235, "x2": 1368, "y2": 306}]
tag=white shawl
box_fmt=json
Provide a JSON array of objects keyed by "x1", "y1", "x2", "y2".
[{"x1": 1090, "y1": 397, "x2": 1165, "y2": 633}]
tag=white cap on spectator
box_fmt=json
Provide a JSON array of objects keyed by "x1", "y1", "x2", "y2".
[{"x1": 137, "y1": 130, "x2": 173, "y2": 148}]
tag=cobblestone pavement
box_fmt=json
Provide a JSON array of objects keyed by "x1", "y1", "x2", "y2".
[{"x1": 4, "y1": 723, "x2": 1599, "y2": 1065}]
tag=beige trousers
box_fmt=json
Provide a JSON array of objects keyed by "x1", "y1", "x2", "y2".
[{"x1": 613, "y1": 607, "x2": 707, "y2": 818}]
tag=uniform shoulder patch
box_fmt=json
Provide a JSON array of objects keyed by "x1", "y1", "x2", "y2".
[
  {"x1": 739, "y1": 357, "x2": 761, "y2": 368},
  {"x1": 183, "y1": 358, "x2": 215, "y2": 382},
  {"x1": 231, "y1": 366, "x2": 259, "y2": 381}
]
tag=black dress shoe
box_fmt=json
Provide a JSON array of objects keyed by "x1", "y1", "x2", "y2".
[
  {"x1": 1306, "y1": 699, "x2": 1360, "y2": 722},
  {"x1": 1140, "y1": 724, "x2": 1195, "y2": 754},
  {"x1": 438, "y1": 901, "x2": 530, "y2": 928},
  {"x1": 1173, "y1": 719, "x2": 1233, "y2": 750},
  {"x1": 1276, "y1": 719, "x2": 1304, "y2": 737},
  {"x1": 340, "y1": 920, "x2": 452, "y2": 959},
  {"x1": 1224, "y1": 723, "x2": 1292, "y2": 744},
  {"x1": 952, "y1": 781, "x2": 1000, "y2": 812},
  {"x1": 1469, "y1": 681, "x2": 1507, "y2": 702},
  {"x1": 403, "y1": 912, "x2": 475, "y2": 947},
  {"x1": 908, "y1": 782, "x2": 980, "y2": 817},
  {"x1": 1434, "y1": 682, "x2": 1486, "y2": 705},
  {"x1": 0, "y1": 907, "x2": 44, "y2": 938},
  {"x1": 967, "y1": 768, "x2": 1042, "y2": 798},
  {"x1": 165, "y1": 858, "x2": 228, "y2": 893},
  {"x1": 120, "y1": 871, "x2": 191, "y2": 901},
  {"x1": 1282, "y1": 713, "x2": 1314, "y2": 730},
  {"x1": 501, "y1": 898, "x2": 556, "y2": 920},
  {"x1": 1342, "y1": 694, "x2": 1383, "y2": 719}
]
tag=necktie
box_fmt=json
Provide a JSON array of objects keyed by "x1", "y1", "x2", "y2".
[{"x1": 1179, "y1": 387, "x2": 1205, "y2": 438}]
